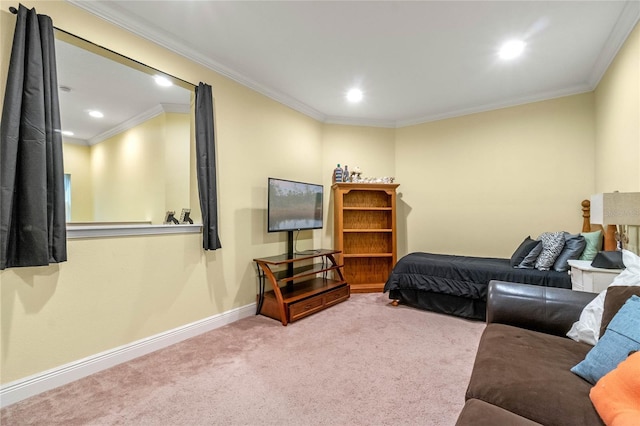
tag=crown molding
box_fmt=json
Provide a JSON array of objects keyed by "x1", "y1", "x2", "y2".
[
  {"x1": 324, "y1": 116, "x2": 396, "y2": 129},
  {"x1": 88, "y1": 103, "x2": 187, "y2": 146},
  {"x1": 67, "y1": 0, "x2": 639, "y2": 130},
  {"x1": 396, "y1": 83, "x2": 593, "y2": 128},
  {"x1": 62, "y1": 135, "x2": 89, "y2": 146},
  {"x1": 161, "y1": 103, "x2": 191, "y2": 114},
  {"x1": 326, "y1": 82, "x2": 593, "y2": 129},
  {"x1": 66, "y1": 0, "x2": 327, "y2": 123},
  {"x1": 587, "y1": 1, "x2": 640, "y2": 90}
]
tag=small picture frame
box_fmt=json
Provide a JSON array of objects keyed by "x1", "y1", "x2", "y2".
[
  {"x1": 164, "y1": 211, "x2": 179, "y2": 224},
  {"x1": 180, "y1": 208, "x2": 193, "y2": 224}
]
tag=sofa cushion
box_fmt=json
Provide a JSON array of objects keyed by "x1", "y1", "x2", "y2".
[
  {"x1": 599, "y1": 286, "x2": 640, "y2": 338},
  {"x1": 456, "y1": 399, "x2": 542, "y2": 426},
  {"x1": 466, "y1": 324, "x2": 603, "y2": 426}
]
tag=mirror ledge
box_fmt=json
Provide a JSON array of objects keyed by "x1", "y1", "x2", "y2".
[{"x1": 67, "y1": 224, "x2": 202, "y2": 239}]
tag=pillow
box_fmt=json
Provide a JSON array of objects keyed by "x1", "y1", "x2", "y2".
[
  {"x1": 509, "y1": 236, "x2": 539, "y2": 267},
  {"x1": 566, "y1": 290, "x2": 607, "y2": 345},
  {"x1": 610, "y1": 249, "x2": 640, "y2": 285},
  {"x1": 571, "y1": 295, "x2": 640, "y2": 384},
  {"x1": 515, "y1": 241, "x2": 542, "y2": 269},
  {"x1": 567, "y1": 250, "x2": 640, "y2": 345},
  {"x1": 579, "y1": 230, "x2": 603, "y2": 261},
  {"x1": 534, "y1": 231, "x2": 565, "y2": 271},
  {"x1": 591, "y1": 250, "x2": 625, "y2": 269},
  {"x1": 589, "y1": 351, "x2": 640, "y2": 426},
  {"x1": 599, "y1": 286, "x2": 640, "y2": 338},
  {"x1": 553, "y1": 233, "x2": 586, "y2": 272}
]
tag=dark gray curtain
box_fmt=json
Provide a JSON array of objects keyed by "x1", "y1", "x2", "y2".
[
  {"x1": 195, "y1": 83, "x2": 222, "y2": 250},
  {"x1": 0, "y1": 5, "x2": 67, "y2": 270}
]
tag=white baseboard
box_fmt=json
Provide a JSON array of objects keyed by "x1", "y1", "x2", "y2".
[{"x1": 0, "y1": 303, "x2": 256, "y2": 408}]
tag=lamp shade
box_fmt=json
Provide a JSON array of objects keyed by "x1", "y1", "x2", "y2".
[{"x1": 590, "y1": 192, "x2": 640, "y2": 225}]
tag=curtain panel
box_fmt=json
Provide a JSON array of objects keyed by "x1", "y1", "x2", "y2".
[
  {"x1": 0, "y1": 5, "x2": 67, "y2": 270},
  {"x1": 195, "y1": 83, "x2": 222, "y2": 250}
]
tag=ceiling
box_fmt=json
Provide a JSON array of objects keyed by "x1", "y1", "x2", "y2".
[
  {"x1": 66, "y1": 0, "x2": 640, "y2": 129},
  {"x1": 56, "y1": 36, "x2": 192, "y2": 144}
]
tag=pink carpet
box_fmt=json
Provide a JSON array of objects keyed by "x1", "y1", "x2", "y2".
[{"x1": 1, "y1": 293, "x2": 485, "y2": 425}]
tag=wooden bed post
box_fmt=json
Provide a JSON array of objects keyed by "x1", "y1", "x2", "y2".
[
  {"x1": 581, "y1": 199, "x2": 591, "y2": 233},
  {"x1": 582, "y1": 198, "x2": 617, "y2": 250}
]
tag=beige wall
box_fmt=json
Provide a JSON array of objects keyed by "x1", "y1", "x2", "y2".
[
  {"x1": 1, "y1": 233, "x2": 207, "y2": 381},
  {"x1": 594, "y1": 21, "x2": 640, "y2": 253},
  {"x1": 89, "y1": 112, "x2": 190, "y2": 224},
  {"x1": 164, "y1": 113, "x2": 191, "y2": 219},
  {"x1": 0, "y1": 3, "x2": 12, "y2": 118},
  {"x1": 0, "y1": 0, "x2": 327, "y2": 383},
  {"x1": 62, "y1": 143, "x2": 93, "y2": 221},
  {"x1": 395, "y1": 93, "x2": 596, "y2": 258},
  {"x1": 92, "y1": 114, "x2": 165, "y2": 223},
  {"x1": 63, "y1": 113, "x2": 190, "y2": 224},
  {"x1": 594, "y1": 21, "x2": 640, "y2": 193},
  {"x1": 1, "y1": 0, "x2": 638, "y2": 388},
  {"x1": 321, "y1": 124, "x2": 396, "y2": 242}
]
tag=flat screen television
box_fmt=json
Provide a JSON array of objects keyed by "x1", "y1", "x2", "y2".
[{"x1": 268, "y1": 177, "x2": 323, "y2": 233}]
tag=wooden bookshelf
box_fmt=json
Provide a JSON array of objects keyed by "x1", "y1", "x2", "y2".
[{"x1": 332, "y1": 183, "x2": 399, "y2": 293}]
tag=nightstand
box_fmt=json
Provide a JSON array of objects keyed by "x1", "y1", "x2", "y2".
[{"x1": 567, "y1": 259, "x2": 623, "y2": 293}]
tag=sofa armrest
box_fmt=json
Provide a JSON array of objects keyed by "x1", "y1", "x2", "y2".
[{"x1": 486, "y1": 280, "x2": 598, "y2": 337}]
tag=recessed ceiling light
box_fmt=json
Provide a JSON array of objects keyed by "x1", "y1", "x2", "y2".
[
  {"x1": 61, "y1": 130, "x2": 74, "y2": 136},
  {"x1": 154, "y1": 76, "x2": 173, "y2": 87},
  {"x1": 346, "y1": 88, "x2": 363, "y2": 103},
  {"x1": 88, "y1": 110, "x2": 104, "y2": 118},
  {"x1": 499, "y1": 40, "x2": 526, "y2": 60}
]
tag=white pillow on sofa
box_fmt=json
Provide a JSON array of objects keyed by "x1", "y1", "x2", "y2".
[{"x1": 566, "y1": 250, "x2": 640, "y2": 345}]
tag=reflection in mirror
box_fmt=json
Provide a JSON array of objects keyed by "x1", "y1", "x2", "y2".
[{"x1": 55, "y1": 30, "x2": 194, "y2": 225}]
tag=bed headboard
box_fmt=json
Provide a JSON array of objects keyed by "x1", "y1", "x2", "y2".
[{"x1": 582, "y1": 199, "x2": 617, "y2": 251}]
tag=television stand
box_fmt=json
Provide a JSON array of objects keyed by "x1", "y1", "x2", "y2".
[{"x1": 254, "y1": 249, "x2": 349, "y2": 325}]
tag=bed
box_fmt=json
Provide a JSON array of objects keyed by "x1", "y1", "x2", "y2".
[{"x1": 384, "y1": 200, "x2": 616, "y2": 320}]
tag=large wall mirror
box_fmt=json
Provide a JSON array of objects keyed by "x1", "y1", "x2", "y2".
[{"x1": 55, "y1": 30, "x2": 194, "y2": 225}]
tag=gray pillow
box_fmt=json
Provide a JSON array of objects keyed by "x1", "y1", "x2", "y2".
[
  {"x1": 516, "y1": 241, "x2": 542, "y2": 269},
  {"x1": 553, "y1": 233, "x2": 586, "y2": 272},
  {"x1": 510, "y1": 236, "x2": 539, "y2": 267},
  {"x1": 535, "y1": 232, "x2": 565, "y2": 271}
]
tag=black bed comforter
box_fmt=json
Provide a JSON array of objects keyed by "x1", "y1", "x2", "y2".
[{"x1": 383, "y1": 252, "x2": 572, "y2": 300}]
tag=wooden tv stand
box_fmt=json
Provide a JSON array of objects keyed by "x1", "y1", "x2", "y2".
[{"x1": 254, "y1": 249, "x2": 349, "y2": 326}]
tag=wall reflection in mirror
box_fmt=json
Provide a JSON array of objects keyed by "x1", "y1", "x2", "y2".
[{"x1": 56, "y1": 30, "x2": 194, "y2": 225}]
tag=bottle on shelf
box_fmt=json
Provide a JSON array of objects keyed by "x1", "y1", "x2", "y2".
[
  {"x1": 332, "y1": 164, "x2": 343, "y2": 184},
  {"x1": 343, "y1": 165, "x2": 349, "y2": 182}
]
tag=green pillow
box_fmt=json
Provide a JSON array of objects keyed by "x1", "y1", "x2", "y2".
[{"x1": 579, "y1": 230, "x2": 602, "y2": 261}]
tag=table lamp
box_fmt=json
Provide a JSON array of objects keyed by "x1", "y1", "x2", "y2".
[{"x1": 590, "y1": 192, "x2": 640, "y2": 250}]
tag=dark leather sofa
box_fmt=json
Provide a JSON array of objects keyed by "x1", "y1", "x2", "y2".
[{"x1": 456, "y1": 280, "x2": 603, "y2": 426}]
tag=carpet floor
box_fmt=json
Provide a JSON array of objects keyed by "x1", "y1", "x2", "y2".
[{"x1": 1, "y1": 293, "x2": 486, "y2": 425}]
